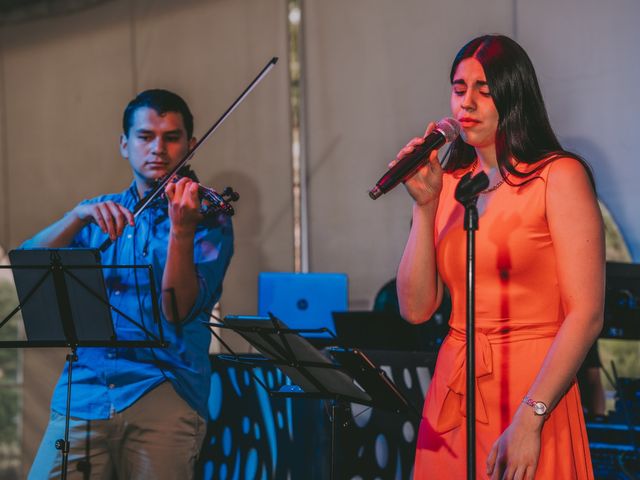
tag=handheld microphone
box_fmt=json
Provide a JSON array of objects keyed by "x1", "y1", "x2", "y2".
[{"x1": 368, "y1": 117, "x2": 460, "y2": 199}]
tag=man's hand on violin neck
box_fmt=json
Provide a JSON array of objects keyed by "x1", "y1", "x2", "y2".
[
  {"x1": 73, "y1": 201, "x2": 134, "y2": 242},
  {"x1": 165, "y1": 176, "x2": 202, "y2": 237}
]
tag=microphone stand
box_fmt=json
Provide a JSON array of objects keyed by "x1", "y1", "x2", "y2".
[{"x1": 454, "y1": 170, "x2": 489, "y2": 480}]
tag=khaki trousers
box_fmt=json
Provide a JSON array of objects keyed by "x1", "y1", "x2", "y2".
[{"x1": 28, "y1": 382, "x2": 207, "y2": 479}]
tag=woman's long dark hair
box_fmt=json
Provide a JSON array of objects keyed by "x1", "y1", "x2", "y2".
[{"x1": 444, "y1": 35, "x2": 593, "y2": 187}]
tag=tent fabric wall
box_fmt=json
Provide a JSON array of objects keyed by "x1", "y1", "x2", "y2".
[
  {"x1": 302, "y1": 0, "x2": 514, "y2": 310},
  {"x1": 515, "y1": 0, "x2": 640, "y2": 259}
]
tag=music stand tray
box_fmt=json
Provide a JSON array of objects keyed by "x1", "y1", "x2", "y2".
[
  {"x1": 223, "y1": 314, "x2": 371, "y2": 404},
  {"x1": 1, "y1": 248, "x2": 166, "y2": 347},
  {"x1": 328, "y1": 347, "x2": 421, "y2": 417}
]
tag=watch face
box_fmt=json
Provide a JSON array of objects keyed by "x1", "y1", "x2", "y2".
[{"x1": 533, "y1": 402, "x2": 547, "y2": 415}]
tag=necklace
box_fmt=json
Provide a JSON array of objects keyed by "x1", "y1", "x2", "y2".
[{"x1": 469, "y1": 159, "x2": 506, "y2": 194}]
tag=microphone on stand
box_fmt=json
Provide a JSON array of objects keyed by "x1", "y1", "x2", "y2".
[{"x1": 368, "y1": 117, "x2": 460, "y2": 199}]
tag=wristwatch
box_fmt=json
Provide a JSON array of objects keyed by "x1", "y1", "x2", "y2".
[{"x1": 523, "y1": 396, "x2": 548, "y2": 416}]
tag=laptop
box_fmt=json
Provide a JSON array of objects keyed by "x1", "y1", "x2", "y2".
[
  {"x1": 258, "y1": 272, "x2": 348, "y2": 341},
  {"x1": 332, "y1": 311, "x2": 448, "y2": 351}
]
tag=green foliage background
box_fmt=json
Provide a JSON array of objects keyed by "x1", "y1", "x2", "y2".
[{"x1": 0, "y1": 280, "x2": 21, "y2": 478}]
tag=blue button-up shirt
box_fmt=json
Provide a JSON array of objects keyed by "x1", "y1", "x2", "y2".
[{"x1": 29, "y1": 183, "x2": 233, "y2": 420}]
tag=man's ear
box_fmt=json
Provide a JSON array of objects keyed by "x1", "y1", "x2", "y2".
[
  {"x1": 189, "y1": 136, "x2": 197, "y2": 151},
  {"x1": 120, "y1": 133, "x2": 129, "y2": 158}
]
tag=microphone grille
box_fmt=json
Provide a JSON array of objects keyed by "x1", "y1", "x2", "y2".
[{"x1": 436, "y1": 117, "x2": 461, "y2": 143}]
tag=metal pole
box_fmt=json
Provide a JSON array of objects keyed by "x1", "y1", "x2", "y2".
[
  {"x1": 465, "y1": 205, "x2": 479, "y2": 480},
  {"x1": 57, "y1": 345, "x2": 77, "y2": 480}
]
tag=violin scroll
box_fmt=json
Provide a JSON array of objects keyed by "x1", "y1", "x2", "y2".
[
  {"x1": 153, "y1": 170, "x2": 239, "y2": 217},
  {"x1": 197, "y1": 184, "x2": 239, "y2": 217}
]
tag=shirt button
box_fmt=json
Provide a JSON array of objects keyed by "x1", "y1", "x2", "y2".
[
  {"x1": 114, "y1": 291, "x2": 120, "y2": 296},
  {"x1": 106, "y1": 353, "x2": 115, "y2": 359},
  {"x1": 108, "y1": 384, "x2": 115, "y2": 389}
]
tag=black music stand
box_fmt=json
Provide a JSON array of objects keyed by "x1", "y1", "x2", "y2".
[
  {"x1": 0, "y1": 248, "x2": 167, "y2": 480},
  {"x1": 207, "y1": 313, "x2": 419, "y2": 480}
]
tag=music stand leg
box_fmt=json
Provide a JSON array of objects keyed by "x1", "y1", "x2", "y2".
[
  {"x1": 330, "y1": 401, "x2": 336, "y2": 480},
  {"x1": 328, "y1": 400, "x2": 350, "y2": 480},
  {"x1": 55, "y1": 346, "x2": 77, "y2": 480}
]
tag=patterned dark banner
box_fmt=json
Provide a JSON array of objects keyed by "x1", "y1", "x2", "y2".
[{"x1": 197, "y1": 351, "x2": 436, "y2": 480}]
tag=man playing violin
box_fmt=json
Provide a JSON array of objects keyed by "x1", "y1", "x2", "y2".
[{"x1": 25, "y1": 89, "x2": 234, "y2": 479}]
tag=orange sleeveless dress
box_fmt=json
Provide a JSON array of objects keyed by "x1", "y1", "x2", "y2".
[{"x1": 413, "y1": 159, "x2": 594, "y2": 479}]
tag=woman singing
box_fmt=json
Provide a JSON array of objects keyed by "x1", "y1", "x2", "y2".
[{"x1": 396, "y1": 35, "x2": 603, "y2": 479}]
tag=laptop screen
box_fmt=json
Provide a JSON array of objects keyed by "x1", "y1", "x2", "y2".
[
  {"x1": 258, "y1": 272, "x2": 348, "y2": 339},
  {"x1": 332, "y1": 311, "x2": 448, "y2": 351}
]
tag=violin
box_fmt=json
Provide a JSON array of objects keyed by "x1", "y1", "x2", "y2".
[
  {"x1": 162, "y1": 166, "x2": 239, "y2": 217},
  {"x1": 195, "y1": 183, "x2": 239, "y2": 217}
]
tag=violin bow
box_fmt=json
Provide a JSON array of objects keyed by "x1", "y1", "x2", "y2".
[{"x1": 99, "y1": 56, "x2": 278, "y2": 252}]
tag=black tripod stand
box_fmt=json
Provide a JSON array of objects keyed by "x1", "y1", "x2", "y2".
[{"x1": 0, "y1": 248, "x2": 167, "y2": 480}]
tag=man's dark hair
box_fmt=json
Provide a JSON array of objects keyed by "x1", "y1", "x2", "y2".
[{"x1": 122, "y1": 89, "x2": 194, "y2": 138}]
